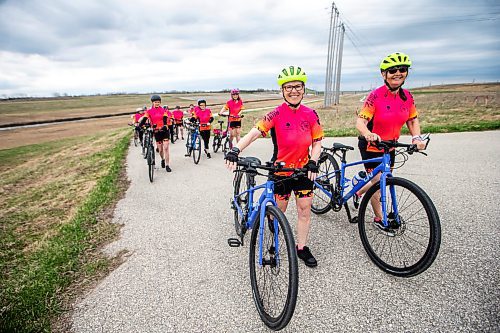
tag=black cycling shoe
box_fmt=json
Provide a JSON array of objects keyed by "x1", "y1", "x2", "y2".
[
  {"x1": 165, "y1": 165, "x2": 172, "y2": 172},
  {"x1": 207, "y1": 152, "x2": 211, "y2": 159},
  {"x1": 161, "y1": 159, "x2": 165, "y2": 168},
  {"x1": 297, "y1": 246, "x2": 317, "y2": 267}
]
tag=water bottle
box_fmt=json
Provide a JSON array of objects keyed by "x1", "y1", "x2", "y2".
[{"x1": 352, "y1": 171, "x2": 367, "y2": 187}]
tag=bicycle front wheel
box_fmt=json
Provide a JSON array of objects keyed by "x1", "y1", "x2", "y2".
[
  {"x1": 311, "y1": 153, "x2": 340, "y2": 214},
  {"x1": 358, "y1": 177, "x2": 441, "y2": 277},
  {"x1": 213, "y1": 136, "x2": 222, "y2": 153},
  {"x1": 147, "y1": 146, "x2": 155, "y2": 183},
  {"x1": 193, "y1": 135, "x2": 201, "y2": 164},
  {"x1": 249, "y1": 205, "x2": 298, "y2": 331},
  {"x1": 222, "y1": 137, "x2": 230, "y2": 153}
]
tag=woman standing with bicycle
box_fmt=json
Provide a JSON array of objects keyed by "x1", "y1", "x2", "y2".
[
  {"x1": 172, "y1": 105, "x2": 185, "y2": 140},
  {"x1": 191, "y1": 99, "x2": 214, "y2": 159},
  {"x1": 139, "y1": 95, "x2": 172, "y2": 172},
  {"x1": 225, "y1": 66, "x2": 324, "y2": 267},
  {"x1": 219, "y1": 89, "x2": 244, "y2": 148},
  {"x1": 356, "y1": 52, "x2": 426, "y2": 229}
]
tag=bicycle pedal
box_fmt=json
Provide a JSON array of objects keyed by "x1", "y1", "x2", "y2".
[{"x1": 227, "y1": 238, "x2": 241, "y2": 247}]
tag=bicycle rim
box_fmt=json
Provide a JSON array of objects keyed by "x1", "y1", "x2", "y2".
[
  {"x1": 358, "y1": 177, "x2": 441, "y2": 277},
  {"x1": 249, "y1": 205, "x2": 298, "y2": 330},
  {"x1": 193, "y1": 135, "x2": 201, "y2": 164},
  {"x1": 311, "y1": 153, "x2": 339, "y2": 214}
]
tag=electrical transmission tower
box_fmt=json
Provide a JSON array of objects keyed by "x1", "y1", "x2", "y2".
[{"x1": 324, "y1": 2, "x2": 345, "y2": 107}]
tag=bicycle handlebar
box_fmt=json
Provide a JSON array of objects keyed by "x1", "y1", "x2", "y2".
[{"x1": 236, "y1": 157, "x2": 307, "y2": 175}]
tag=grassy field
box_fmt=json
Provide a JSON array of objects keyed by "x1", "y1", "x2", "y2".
[
  {"x1": 0, "y1": 83, "x2": 498, "y2": 332},
  {"x1": 0, "y1": 129, "x2": 130, "y2": 332}
]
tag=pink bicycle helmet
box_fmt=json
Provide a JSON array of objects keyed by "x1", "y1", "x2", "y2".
[{"x1": 230, "y1": 89, "x2": 240, "y2": 95}]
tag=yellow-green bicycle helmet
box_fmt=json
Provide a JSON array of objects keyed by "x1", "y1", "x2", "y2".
[
  {"x1": 277, "y1": 66, "x2": 308, "y2": 86},
  {"x1": 380, "y1": 52, "x2": 412, "y2": 71}
]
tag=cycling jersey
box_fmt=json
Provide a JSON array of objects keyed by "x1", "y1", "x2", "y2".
[
  {"x1": 143, "y1": 106, "x2": 168, "y2": 130},
  {"x1": 172, "y1": 110, "x2": 184, "y2": 124},
  {"x1": 358, "y1": 85, "x2": 418, "y2": 152},
  {"x1": 194, "y1": 107, "x2": 213, "y2": 131},
  {"x1": 223, "y1": 99, "x2": 244, "y2": 122},
  {"x1": 256, "y1": 102, "x2": 324, "y2": 174},
  {"x1": 132, "y1": 113, "x2": 142, "y2": 123},
  {"x1": 165, "y1": 110, "x2": 173, "y2": 126}
]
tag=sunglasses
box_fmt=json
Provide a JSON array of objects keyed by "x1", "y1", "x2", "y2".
[{"x1": 387, "y1": 66, "x2": 408, "y2": 74}]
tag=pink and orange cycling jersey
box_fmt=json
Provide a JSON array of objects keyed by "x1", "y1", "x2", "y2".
[
  {"x1": 172, "y1": 110, "x2": 184, "y2": 124},
  {"x1": 132, "y1": 113, "x2": 143, "y2": 123},
  {"x1": 194, "y1": 107, "x2": 213, "y2": 131},
  {"x1": 223, "y1": 99, "x2": 244, "y2": 122},
  {"x1": 144, "y1": 106, "x2": 168, "y2": 130},
  {"x1": 256, "y1": 103, "x2": 324, "y2": 174},
  {"x1": 358, "y1": 85, "x2": 418, "y2": 152}
]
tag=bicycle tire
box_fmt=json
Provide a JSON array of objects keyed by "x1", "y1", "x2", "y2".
[
  {"x1": 223, "y1": 137, "x2": 230, "y2": 153},
  {"x1": 358, "y1": 177, "x2": 441, "y2": 277},
  {"x1": 133, "y1": 135, "x2": 138, "y2": 147},
  {"x1": 232, "y1": 171, "x2": 253, "y2": 240},
  {"x1": 147, "y1": 145, "x2": 154, "y2": 183},
  {"x1": 213, "y1": 136, "x2": 222, "y2": 153},
  {"x1": 172, "y1": 125, "x2": 178, "y2": 143},
  {"x1": 193, "y1": 135, "x2": 201, "y2": 164},
  {"x1": 186, "y1": 132, "x2": 192, "y2": 155},
  {"x1": 249, "y1": 205, "x2": 298, "y2": 331},
  {"x1": 311, "y1": 153, "x2": 340, "y2": 214}
]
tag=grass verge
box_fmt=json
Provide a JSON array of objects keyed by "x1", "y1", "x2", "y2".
[{"x1": 0, "y1": 129, "x2": 130, "y2": 332}]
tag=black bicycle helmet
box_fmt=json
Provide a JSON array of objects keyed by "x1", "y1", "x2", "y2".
[
  {"x1": 197, "y1": 99, "x2": 206, "y2": 105},
  {"x1": 150, "y1": 94, "x2": 161, "y2": 102}
]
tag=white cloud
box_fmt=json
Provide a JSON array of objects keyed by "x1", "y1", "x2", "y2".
[{"x1": 0, "y1": 0, "x2": 499, "y2": 97}]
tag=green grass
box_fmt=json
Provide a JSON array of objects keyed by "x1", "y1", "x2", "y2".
[{"x1": 0, "y1": 130, "x2": 130, "y2": 332}]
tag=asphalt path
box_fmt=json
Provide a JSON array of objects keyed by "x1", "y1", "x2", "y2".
[{"x1": 72, "y1": 131, "x2": 499, "y2": 332}]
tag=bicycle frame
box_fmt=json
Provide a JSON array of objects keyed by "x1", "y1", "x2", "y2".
[
  {"x1": 233, "y1": 178, "x2": 281, "y2": 266},
  {"x1": 314, "y1": 151, "x2": 399, "y2": 228},
  {"x1": 188, "y1": 125, "x2": 200, "y2": 149}
]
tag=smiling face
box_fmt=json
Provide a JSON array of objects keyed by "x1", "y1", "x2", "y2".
[
  {"x1": 153, "y1": 100, "x2": 161, "y2": 108},
  {"x1": 382, "y1": 66, "x2": 408, "y2": 90},
  {"x1": 281, "y1": 80, "x2": 305, "y2": 107}
]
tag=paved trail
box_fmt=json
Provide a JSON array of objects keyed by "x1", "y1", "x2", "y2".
[{"x1": 72, "y1": 131, "x2": 499, "y2": 332}]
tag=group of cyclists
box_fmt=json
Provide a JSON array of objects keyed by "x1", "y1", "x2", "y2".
[
  {"x1": 131, "y1": 52, "x2": 426, "y2": 268},
  {"x1": 130, "y1": 89, "x2": 246, "y2": 170}
]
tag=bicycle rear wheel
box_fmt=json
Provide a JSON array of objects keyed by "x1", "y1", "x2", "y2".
[
  {"x1": 193, "y1": 135, "x2": 201, "y2": 164},
  {"x1": 232, "y1": 170, "x2": 254, "y2": 241},
  {"x1": 249, "y1": 205, "x2": 298, "y2": 331},
  {"x1": 311, "y1": 152, "x2": 340, "y2": 214},
  {"x1": 147, "y1": 144, "x2": 155, "y2": 183},
  {"x1": 358, "y1": 177, "x2": 441, "y2": 277}
]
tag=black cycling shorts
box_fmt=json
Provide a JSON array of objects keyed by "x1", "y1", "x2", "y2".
[
  {"x1": 273, "y1": 174, "x2": 314, "y2": 201},
  {"x1": 229, "y1": 121, "x2": 241, "y2": 129},
  {"x1": 154, "y1": 128, "x2": 170, "y2": 142}
]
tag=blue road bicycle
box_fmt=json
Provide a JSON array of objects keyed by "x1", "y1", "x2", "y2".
[
  {"x1": 228, "y1": 157, "x2": 299, "y2": 331},
  {"x1": 311, "y1": 136, "x2": 441, "y2": 277},
  {"x1": 185, "y1": 121, "x2": 202, "y2": 164}
]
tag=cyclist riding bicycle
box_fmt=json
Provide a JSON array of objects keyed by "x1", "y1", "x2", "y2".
[
  {"x1": 172, "y1": 105, "x2": 186, "y2": 140},
  {"x1": 225, "y1": 66, "x2": 324, "y2": 267},
  {"x1": 355, "y1": 52, "x2": 426, "y2": 229},
  {"x1": 190, "y1": 99, "x2": 214, "y2": 159},
  {"x1": 139, "y1": 95, "x2": 172, "y2": 172},
  {"x1": 219, "y1": 88, "x2": 245, "y2": 148},
  {"x1": 131, "y1": 107, "x2": 145, "y2": 144}
]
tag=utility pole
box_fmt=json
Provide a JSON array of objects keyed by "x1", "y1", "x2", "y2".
[{"x1": 324, "y1": 2, "x2": 345, "y2": 107}]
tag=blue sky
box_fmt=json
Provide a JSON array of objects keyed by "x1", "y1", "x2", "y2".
[{"x1": 1, "y1": 0, "x2": 499, "y2": 97}]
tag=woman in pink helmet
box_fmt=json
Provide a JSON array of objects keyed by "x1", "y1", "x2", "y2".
[{"x1": 219, "y1": 88, "x2": 245, "y2": 148}]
